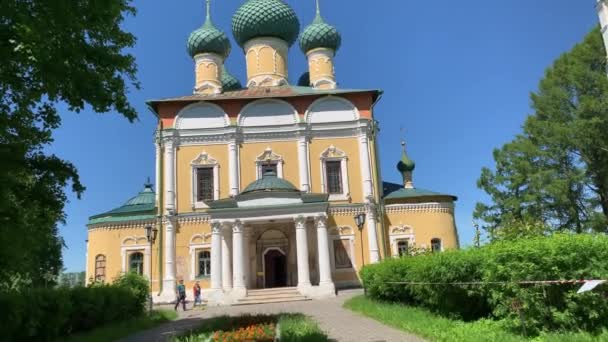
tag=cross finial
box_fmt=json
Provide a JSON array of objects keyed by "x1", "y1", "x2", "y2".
[
  {"x1": 205, "y1": 0, "x2": 211, "y2": 22},
  {"x1": 316, "y1": 0, "x2": 321, "y2": 16}
]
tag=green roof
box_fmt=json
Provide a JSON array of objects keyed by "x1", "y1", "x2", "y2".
[
  {"x1": 187, "y1": 2, "x2": 231, "y2": 58},
  {"x1": 88, "y1": 183, "x2": 157, "y2": 225},
  {"x1": 221, "y1": 66, "x2": 243, "y2": 91},
  {"x1": 397, "y1": 144, "x2": 415, "y2": 173},
  {"x1": 232, "y1": 0, "x2": 300, "y2": 48},
  {"x1": 382, "y1": 182, "x2": 457, "y2": 201},
  {"x1": 241, "y1": 170, "x2": 298, "y2": 194},
  {"x1": 299, "y1": 7, "x2": 341, "y2": 53}
]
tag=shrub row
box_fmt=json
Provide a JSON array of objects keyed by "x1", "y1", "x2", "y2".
[
  {"x1": 361, "y1": 234, "x2": 608, "y2": 335},
  {"x1": 0, "y1": 272, "x2": 149, "y2": 341}
]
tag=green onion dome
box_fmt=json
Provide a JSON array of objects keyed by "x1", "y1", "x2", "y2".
[
  {"x1": 232, "y1": 0, "x2": 300, "y2": 48},
  {"x1": 397, "y1": 142, "x2": 416, "y2": 173},
  {"x1": 299, "y1": 4, "x2": 341, "y2": 54},
  {"x1": 241, "y1": 169, "x2": 299, "y2": 194},
  {"x1": 221, "y1": 67, "x2": 242, "y2": 91},
  {"x1": 297, "y1": 72, "x2": 310, "y2": 86},
  {"x1": 187, "y1": 2, "x2": 231, "y2": 58}
]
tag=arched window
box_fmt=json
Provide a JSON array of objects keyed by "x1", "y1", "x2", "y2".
[
  {"x1": 197, "y1": 250, "x2": 211, "y2": 277},
  {"x1": 129, "y1": 252, "x2": 144, "y2": 275},
  {"x1": 397, "y1": 240, "x2": 409, "y2": 257},
  {"x1": 95, "y1": 255, "x2": 106, "y2": 282},
  {"x1": 431, "y1": 238, "x2": 442, "y2": 253}
]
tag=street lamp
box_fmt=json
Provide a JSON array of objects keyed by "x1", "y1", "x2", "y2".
[
  {"x1": 145, "y1": 225, "x2": 158, "y2": 312},
  {"x1": 354, "y1": 213, "x2": 367, "y2": 295}
]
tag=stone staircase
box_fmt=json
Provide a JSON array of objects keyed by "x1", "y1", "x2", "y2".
[{"x1": 234, "y1": 287, "x2": 310, "y2": 306}]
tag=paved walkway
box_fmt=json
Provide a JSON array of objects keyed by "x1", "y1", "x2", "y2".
[{"x1": 120, "y1": 289, "x2": 424, "y2": 342}]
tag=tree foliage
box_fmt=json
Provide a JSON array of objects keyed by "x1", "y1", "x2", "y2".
[
  {"x1": 0, "y1": 0, "x2": 138, "y2": 288},
  {"x1": 475, "y1": 27, "x2": 608, "y2": 237}
]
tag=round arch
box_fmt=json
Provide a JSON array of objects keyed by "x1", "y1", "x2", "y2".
[
  {"x1": 174, "y1": 102, "x2": 229, "y2": 129},
  {"x1": 237, "y1": 99, "x2": 299, "y2": 127},
  {"x1": 305, "y1": 96, "x2": 359, "y2": 124}
]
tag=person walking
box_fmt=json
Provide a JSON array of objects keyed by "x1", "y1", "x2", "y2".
[
  {"x1": 174, "y1": 279, "x2": 187, "y2": 311},
  {"x1": 193, "y1": 281, "x2": 202, "y2": 307}
]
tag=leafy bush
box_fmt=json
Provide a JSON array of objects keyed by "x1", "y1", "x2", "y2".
[
  {"x1": 0, "y1": 272, "x2": 149, "y2": 341},
  {"x1": 361, "y1": 234, "x2": 608, "y2": 335}
]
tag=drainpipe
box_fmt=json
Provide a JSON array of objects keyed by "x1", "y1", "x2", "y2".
[{"x1": 370, "y1": 92, "x2": 388, "y2": 259}]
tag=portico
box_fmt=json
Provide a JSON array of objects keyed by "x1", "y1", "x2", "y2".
[{"x1": 206, "y1": 170, "x2": 335, "y2": 305}]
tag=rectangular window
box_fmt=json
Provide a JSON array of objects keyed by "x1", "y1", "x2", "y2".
[
  {"x1": 397, "y1": 240, "x2": 409, "y2": 257},
  {"x1": 333, "y1": 239, "x2": 353, "y2": 269},
  {"x1": 259, "y1": 163, "x2": 278, "y2": 178},
  {"x1": 196, "y1": 168, "x2": 214, "y2": 202},
  {"x1": 326, "y1": 161, "x2": 343, "y2": 194},
  {"x1": 198, "y1": 250, "x2": 211, "y2": 277}
]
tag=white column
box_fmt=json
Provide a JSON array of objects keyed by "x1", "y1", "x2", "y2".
[
  {"x1": 221, "y1": 224, "x2": 233, "y2": 290},
  {"x1": 295, "y1": 216, "x2": 311, "y2": 290},
  {"x1": 366, "y1": 205, "x2": 381, "y2": 264},
  {"x1": 210, "y1": 223, "x2": 222, "y2": 290},
  {"x1": 84, "y1": 239, "x2": 89, "y2": 284},
  {"x1": 358, "y1": 133, "x2": 374, "y2": 198},
  {"x1": 315, "y1": 216, "x2": 334, "y2": 291},
  {"x1": 232, "y1": 221, "x2": 246, "y2": 297},
  {"x1": 243, "y1": 227, "x2": 251, "y2": 288},
  {"x1": 229, "y1": 141, "x2": 240, "y2": 197},
  {"x1": 597, "y1": 1, "x2": 608, "y2": 54},
  {"x1": 297, "y1": 136, "x2": 310, "y2": 192},
  {"x1": 164, "y1": 138, "x2": 176, "y2": 212},
  {"x1": 154, "y1": 135, "x2": 160, "y2": 206},
  {"x1": 144, "y1": 247, "x2": 151, "y2": 281}
]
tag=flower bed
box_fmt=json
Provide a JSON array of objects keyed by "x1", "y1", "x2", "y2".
[{"x1": 211, "y1": 322, "x2": 276, "y2": 342}]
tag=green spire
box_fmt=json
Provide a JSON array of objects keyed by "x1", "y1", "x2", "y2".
[
  {"x1": 397, "y1": 141, "x2": 416, "y2": 188},
  {"x1": 187, "y1": 0, "x2": 231, "y2": 58},
  {"x1": 299, "y1": 0, "x2": 342, "y2": 53}
]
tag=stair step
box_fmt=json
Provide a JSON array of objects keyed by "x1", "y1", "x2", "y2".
[
  {"x1": 247, "y1": 287, "x2": 297, "y2": 294},
  {"x1": 235, "y1": 296, "x2": 310, "y2": 306},
  {"x1": 244, "y1": 292, "x2": 303, "y2": 300}
]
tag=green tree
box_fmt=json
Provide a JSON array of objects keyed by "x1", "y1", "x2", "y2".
[
  {"x1": 0, "y1": 0, "x2": 138, "y2": 288},
  {"x1": 475, "y1": 27, "x2": 608, "y2": 238}
]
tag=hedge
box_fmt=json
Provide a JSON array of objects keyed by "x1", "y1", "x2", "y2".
[
  {"x1": 360, "y1": 234, "x2": 608, "y2": 335},
  {"x1": 0, "y1": 272, "x2": 149, "y2": 341}
]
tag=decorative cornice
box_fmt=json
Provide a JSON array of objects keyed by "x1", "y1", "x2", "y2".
[
  {"x1": 177, "y1": 214, "x2": 211, "y2": 225},
  {"x1": 87, "y1": 219, "x2": 156, "y2": 232},
  {"x1": 328, "y1": 205, "x2": 365, "y2": 216},
  {"x1": 384, "y1": 202, "x2": 454, "y2": 214}
]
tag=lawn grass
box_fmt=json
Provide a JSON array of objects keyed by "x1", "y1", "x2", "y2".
[
  {"x1": 344, "y1": 295, "x2": 608, "y2": 342},
  {"x1": 174, "y1": 313, "x2": 328, "y2": 342},
  {"x1": 62, "y1": 309, "x2": 178, "y2": 342}
]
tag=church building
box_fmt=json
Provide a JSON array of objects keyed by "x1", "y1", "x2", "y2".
[{"x1": 85, "y1": 0, "x2": 459, "y2": 305}]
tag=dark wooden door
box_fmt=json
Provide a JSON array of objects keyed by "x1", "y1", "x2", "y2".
[{"x1": 264, "y1": 250, "x2": 287, "y2": 288}]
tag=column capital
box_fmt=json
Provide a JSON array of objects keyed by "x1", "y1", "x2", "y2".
[
  {"x1": 232, "y1": 220, "x2": 244, "y2": 234},
  {"x1": 294, "y1": 215, "x2": 307, "y2": 229},
  {"x1": 211, "y1": 221, "x2": 222, "y2": 234},
  {"x1": 314, "y1": 215, "x2": 328, "y2": 228}
]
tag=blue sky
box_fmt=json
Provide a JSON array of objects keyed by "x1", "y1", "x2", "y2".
[{"x1": 51, "y1": 0, "x2": 600, "y2": 272}]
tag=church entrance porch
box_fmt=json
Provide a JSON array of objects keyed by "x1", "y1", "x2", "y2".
[{"x1": 263, "y1": 249, "x2": 287, "y2": 288}]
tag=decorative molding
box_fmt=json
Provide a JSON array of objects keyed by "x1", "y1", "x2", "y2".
[
  {"x1": 328, "y1": 205, "x2": 365, "y2": 216},
  {"x1": 191, "y1": 151, "x2": 220, "y2": 208},
  {"x1": 121, "y1": 236, "x2": 148, "y2": 246},
  {"x1": 177, "y1": 214, "x2": 211, "y2": 225},
  {"x1": 329, "y1": 229, "x2": 357, "y2": 272},
  {"x1": 87, "y1": 219, "x2": 156, "y2": 231},
  {"x1": 391, "y1": 225, "x2": 413, "y2": 235},
  {"x1": 329, "y1": 226, "x2": 354, "y2": 236},
  {"x1": 389, "y1": 225, "x2": 416, "y2": 258},
  {"x1": 255, "y1": 147, "x2": 284, "y2": 179},
  {"x1": 190, "y1": 233, "x2": 212, "y2": 244},
  {"x1": 320, "y1": 145, "x2": 350, "y2": 201},
  {"x1": 385, "y1": 202, "x2": 454, "y2": 214},
  {"x1": 191, "y1": 151, "x2": 218, "y2": 166}
]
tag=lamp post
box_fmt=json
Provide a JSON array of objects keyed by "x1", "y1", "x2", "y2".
[
  {"x1": 145, "y1": 225, "x2": 158, "y2": 312},
  {"x1": 354, "y1": 213, "x2": 366, "y2": 295}
]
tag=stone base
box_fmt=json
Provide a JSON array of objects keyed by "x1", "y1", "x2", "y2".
[{"x1": 305, "y1": 282, "x2": 336, "y2": 299}]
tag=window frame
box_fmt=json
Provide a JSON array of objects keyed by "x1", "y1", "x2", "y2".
[
  {"x1": 197, "y1": 250, "x2": 211, "y2": 278},
  {"x1": 189, "y1": 241, "x2": 212, "y2": 280},
  {"x1": 191, "y1": 152, "x2": 220, "y2": 208},
  {"x1": 389, "y1": 225, "x2": 415, "y2": 258},
  {"x1": 397, "y1": 240, "x2": 409, "y2": 257},
  {"x1": 320, "y1": 146, "x2": 350, "y2": 201},
  {"x1": 94, "y1": 254, "x2": 106, "y2": 282},
  {"x1": 128, "y1": 252, "x2": 144, "y2": 275},
  {"x1": 431, "y1": 238, "x2": 443, "y2": 253},
  {"x1": 255, "y1": 147, "x2": 284, "y2": 179},
  {"x1": 329, "y1": 227, "x2": 357, "y2": 272}
]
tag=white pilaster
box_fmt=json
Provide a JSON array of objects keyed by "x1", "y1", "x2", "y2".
[
  {"x1": 315, "y1": 216, "x2": 335, "y2": 295},
  {"x1": 358, "y1": 133, "x2": 374, "y2": 198},
  {"x1": 366, "y1": 204, "x2": 381, "y2": 264},
  {"x1": 221, "y1": 225, "x2": 233, "y2": 290},
  {"x1": 297, "y1": 136, "x2": 310, "y2": 192},
  {"x1": 229, "y1": 141, "x2": 240, "y2": 197},
  {"x1": 155, "y1": 138, "x2": 160, "y2": 206},
  {"x1": 243, "y1": 227, "x2": 251, "y2": 288},
  {"x1": 160, "y1": 217, "x2": 176, "y2": 298},
  {"x1": 232, "y1": 221, "x2": 247, "y2": 298},
  {"x1": 210, "y1": 223, "x2": 222, "y2": 290},
  {"x1": 295, "y1": 216, "x2": 312, "y2": 292},
  {"x1": 85, "y1": 239, "x2": 89, "y2": 284},
  {"x1": 597, "y1": 1, "x2": 608, "y2": 54}
]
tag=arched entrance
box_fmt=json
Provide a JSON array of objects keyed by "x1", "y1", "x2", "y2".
[{"x1": 264, "y1": 248, "x2": 287, "y2": 288}]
